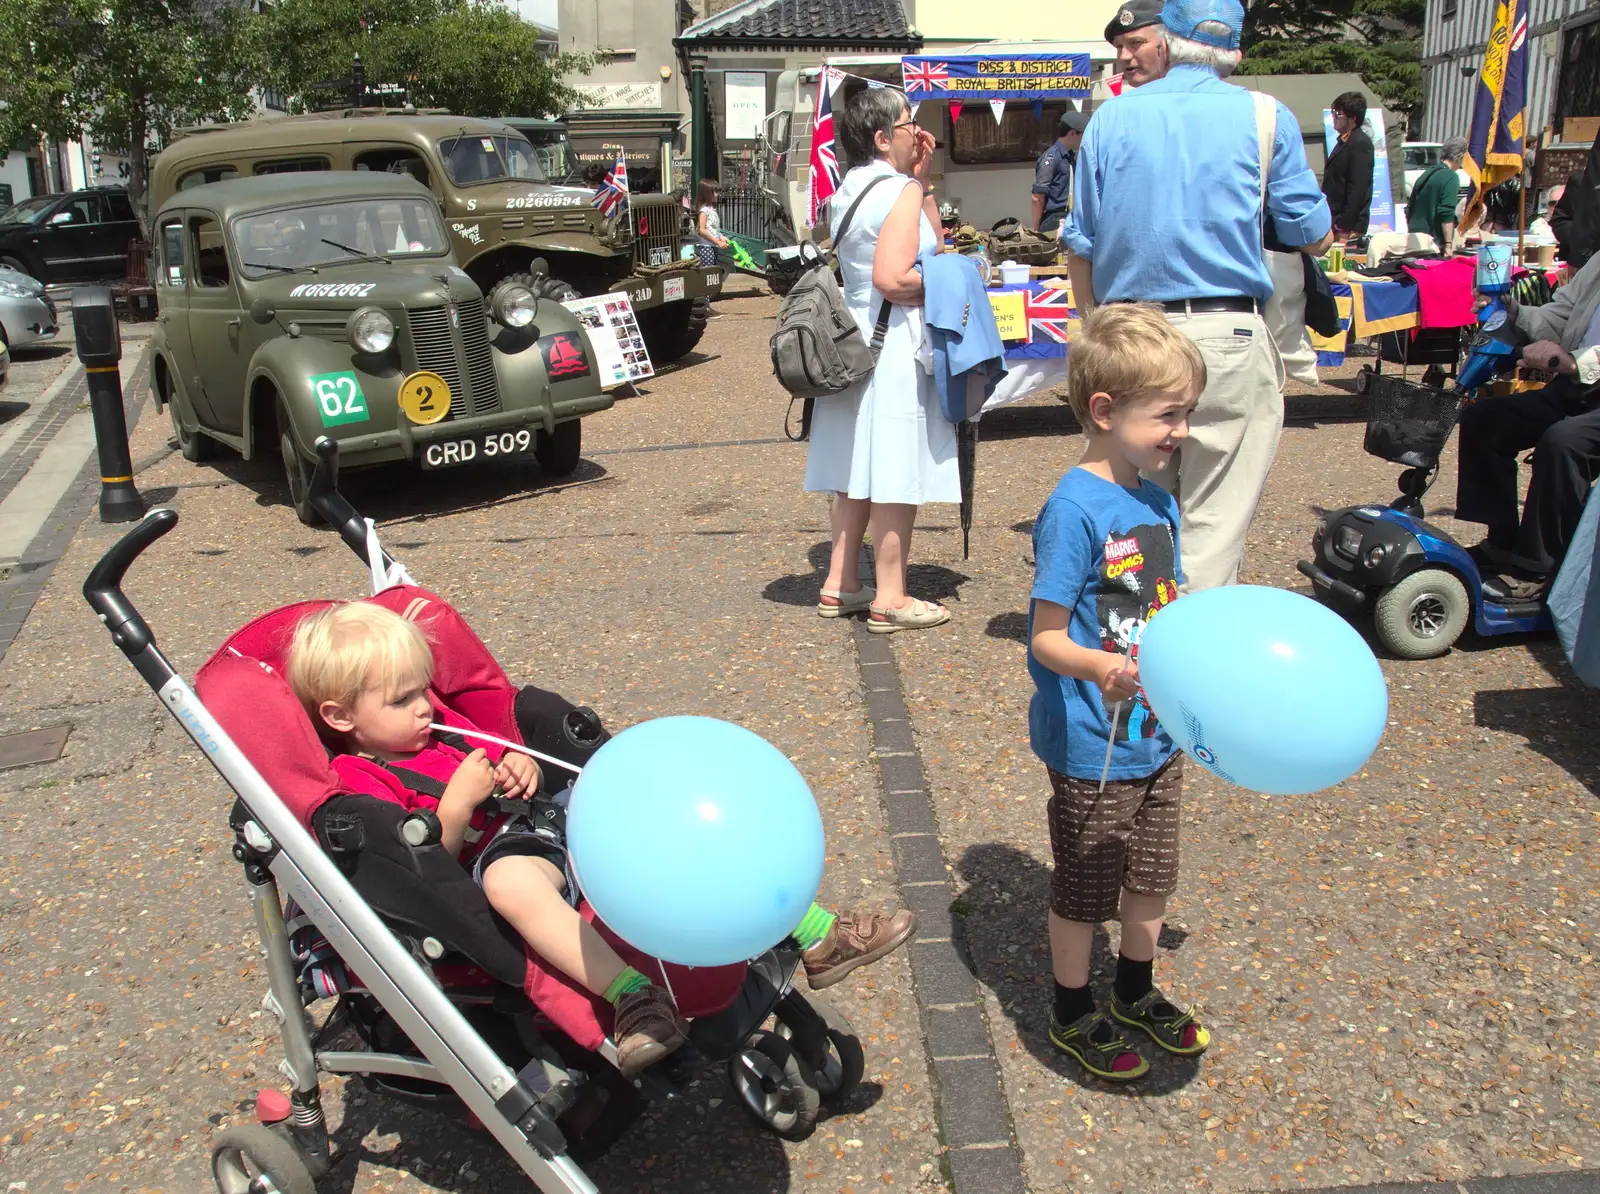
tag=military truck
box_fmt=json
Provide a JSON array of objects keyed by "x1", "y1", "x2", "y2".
[
  {"x1": 149, "y1": 171, "x2": 612, "y2": 524},
  {"x1": 147, "y1": 110, "x2": 724, "y2": 363}
]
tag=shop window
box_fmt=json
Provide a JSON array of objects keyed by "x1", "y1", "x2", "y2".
[{"x1": 948, "y1": 103, "x2": 1070, "y2": 165}]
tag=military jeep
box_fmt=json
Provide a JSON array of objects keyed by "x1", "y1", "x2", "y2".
[
  {"x1": 148, "y1": 110, "x2": 725, "y2": 363},
  {"x1": 149, "y1": 172, "x2": 612, "y2": 524}
]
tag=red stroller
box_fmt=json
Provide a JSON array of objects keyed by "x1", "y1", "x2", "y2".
[{"x1": 85, "y1": 440, "x2": 864, "y2": 1194}]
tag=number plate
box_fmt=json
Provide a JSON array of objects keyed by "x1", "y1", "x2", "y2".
[
  {"x1": 420, "y1": 427, "x2": 538, "y2": 471},
  {"x1": 648, "y1": 246, "x2": 672, "y2": 267}
]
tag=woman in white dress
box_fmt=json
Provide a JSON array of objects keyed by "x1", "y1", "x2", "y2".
[{"x1": 807, "y1": 87, "x2": 960, "y2": 633}]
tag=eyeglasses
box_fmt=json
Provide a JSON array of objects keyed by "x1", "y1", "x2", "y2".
[{"x1": 893, "y1": 119, "x2": 920, "y2": 132}]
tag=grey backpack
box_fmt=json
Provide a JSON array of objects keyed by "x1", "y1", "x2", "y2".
[{"x1": 771, "y1": 176, "x2": 894, "y2": 404}]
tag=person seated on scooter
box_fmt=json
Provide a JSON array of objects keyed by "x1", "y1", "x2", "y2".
[
  {"x1": 1455, "y1": 248, "x2": 1600, "y2": 601},
  {"x1": 286, "y1": 602, "x2": 915, "y2": 1076}
]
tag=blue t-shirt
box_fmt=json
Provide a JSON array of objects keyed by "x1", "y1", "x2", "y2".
[{"x1": 1028, "y1": 468, "x2": 1183, "y2": 780}]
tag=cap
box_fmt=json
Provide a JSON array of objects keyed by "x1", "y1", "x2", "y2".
[
  {"x1": 1104, "y1": 0, "x2": 1162, "y2": 44},
  {"x1": 1059, "y1": 110, "x2": 1090, "y2": 135},
  {"x1": 1159, "y1": 0, "x2": 1244, "y2": 50}
]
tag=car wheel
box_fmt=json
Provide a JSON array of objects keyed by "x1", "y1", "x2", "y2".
[
  {"x1": 637, "y1": 296, "x2": 710, "y2": 363},
  {"x1": 1373, "y1": 568, "x2": 1469, "y2": 659},
  {"x1": 490, "y1": 271, "x2": 581, "y2": 311},
  {"x1": 277, "y1": 402, "x2": 320, "y2": 527},
  {"x1": 166, "y1": 378, "x2": 215, "y2": 463},
  {"x1": 0, "y1": 256, "x2": 36, "y2": 283},
  {"x1": 536, "y1": 419, "x2": 582, "y2": 476}
]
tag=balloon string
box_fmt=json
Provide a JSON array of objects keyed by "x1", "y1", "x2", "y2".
[
  {"x1": 658, "y1": 960, "x2": 681, "y2": 1012},
  {"x1": 1098, "y1": 648, "x2": 1131, "y2": 794},
  {"x1": 1099, "y1": 702, "x2": 1123, "y2": 794},
  {"x1": 428, "y1": 723, "x2": 584, "y2": 777}
]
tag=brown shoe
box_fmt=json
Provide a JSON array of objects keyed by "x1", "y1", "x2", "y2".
[
  {"x1": 802, "y1": 908, "x2": 917, "y2": 990},
  {"x1": 612, "y1": 984, "x2": 687, "y2": 1077}
]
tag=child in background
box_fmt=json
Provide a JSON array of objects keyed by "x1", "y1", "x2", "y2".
[
  {"x1": 696, "y1": 179, "x2": 731, "y2": 267},
  {"x1": 1026, "y1": 304, "x2": 1212, "y2": 1081}
]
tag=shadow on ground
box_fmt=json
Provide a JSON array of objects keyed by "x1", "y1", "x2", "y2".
[
  {"x1": 952, "y1": 842, "x2": 1202, "y2": 1096},
  {"x1": 1475, "y1": 668, "x2": 1600, "y2": 797},
  {"x1": 184, "y1": 441, "x2": 613, "y2": 531}
]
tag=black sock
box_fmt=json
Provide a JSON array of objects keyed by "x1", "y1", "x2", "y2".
[
  {"x1": 1114, "y1": 955, "x2": 1154, "y2": 1005},
  {"x1": 1053, "y1": 981, "x2": 1096, "y2": 1025}
]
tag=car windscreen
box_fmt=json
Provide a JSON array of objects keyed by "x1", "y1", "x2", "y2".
[
  {"x1": 233, "y1": 198, "x2": 450, "y2": 277},
  {"x1": 1404, "y1": 146, "x2": 1439, "y2": 168},
  {"x1": 437, "y1": 134, "x2": 549, "y2": 186},
  {"x1": 0, "y1": 197, "x2": 57, "y2": 226}
]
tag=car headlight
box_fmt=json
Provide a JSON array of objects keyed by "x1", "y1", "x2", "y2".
[
  {"x1": 1334, "y1": 524, "x2": 1363, "y2": 560},
  {"x1": 0, "y1": 280, "x2": 33, "y2": 299},
  {"x1": 348, "y1": 307, "x2": 395, "y2": 354},
  {"x1": 493, "y1": 284, "x2": 537, "y2": 329}
]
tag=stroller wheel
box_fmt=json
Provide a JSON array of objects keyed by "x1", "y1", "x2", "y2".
[
  {"x1": 1355, "y1": 365, "x2": 1374, "y2": 396},
  {"x1": 775, "y1": 992, "x2": 866, "y2": 1100},
  {"x1": 727, "y1": 1029, "x2": 820, "y2": 1140},
  {"x1": 211, "y1": 1123, "x2": 316, "y2": 1194}
]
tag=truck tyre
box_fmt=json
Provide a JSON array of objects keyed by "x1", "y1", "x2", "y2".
[
  {"x1": 536, "y1": 419, "x2": 582, "y2": 477},
  {"x1": 638, "y1": 296, "x2": 710, "y2": 363},
  {"x1": 491, "y1": 272, "x2": 581, "y2": 309}
]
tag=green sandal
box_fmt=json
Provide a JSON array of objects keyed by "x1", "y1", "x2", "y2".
[
  {"x1": 1047, "y1": 1009, "x2": 1149, "y2": 1081},
  {"x1": 1110, "y1": 988, "x2": 1212, "y2": 1056}
]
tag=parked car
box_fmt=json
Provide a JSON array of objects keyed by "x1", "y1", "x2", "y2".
[
  {"x1": 149, "y1": 171, "x2": 613, "y2": 524},
  {"x1": 148, "y1": 111, "x2": 724, "y2": 363},
  {"x1": 0, "y1": 186, "x2": 140, "y2": 284},
  {"x1": 0, "y1": 263, "x2": 59, "y2": 349}
]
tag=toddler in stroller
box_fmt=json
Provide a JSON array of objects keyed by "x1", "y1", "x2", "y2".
[{"x1": 85, "y1": 446, "x2": 917, "y2": 1194}]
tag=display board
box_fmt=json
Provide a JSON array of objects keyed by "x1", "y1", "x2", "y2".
[
  {"x1": 901, "y1": 54, "x2": 1092, "y2": 101},
  {"x1": 562, "y1": 293, "x2": 655, "y2": 389}
]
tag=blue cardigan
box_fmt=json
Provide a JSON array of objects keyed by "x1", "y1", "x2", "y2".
[{"x1": 918, "y1": 249, "x2": 1007, "y2": 423}]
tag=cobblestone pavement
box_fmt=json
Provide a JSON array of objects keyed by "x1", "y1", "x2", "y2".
[{"x1": 0, "y1": 291, "x2": 1595, "y2": 1194}]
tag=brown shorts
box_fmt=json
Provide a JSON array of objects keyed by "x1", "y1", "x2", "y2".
[{"x1": 1046, "y1": 755, "x2": 1183, "y2": 923}]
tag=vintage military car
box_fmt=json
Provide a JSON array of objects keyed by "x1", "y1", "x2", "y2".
[
  {"x1": 150, "y1": 172, "x2": 612, "y2": 524},
  {"x1": 147, "y1": 110, "x2": 724, "y2": 363}
]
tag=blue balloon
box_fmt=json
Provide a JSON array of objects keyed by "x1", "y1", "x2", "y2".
[
  {"x1": 1137, "y1": 586, "x2": 1388, "y2": 795},
  {"x1": 566, "y1": 716, "x2": 826, "y2": 967}
]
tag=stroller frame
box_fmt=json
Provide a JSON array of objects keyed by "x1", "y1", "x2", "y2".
[{"x1": 86, "y1": 440, "x2": 852, "y2": 1194}]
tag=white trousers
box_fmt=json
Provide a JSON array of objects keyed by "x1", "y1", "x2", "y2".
[
  {"x1": 1148, "y1": 310, "x2": 1287, "y2": 592},
  {"x1": 1265, "y1": 250, "x2": 1319, "y2": 386}
]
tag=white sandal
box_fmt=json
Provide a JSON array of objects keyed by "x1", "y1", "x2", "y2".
[
  {"x1": 867, "y1": 598, "x2": 950, "y2": 634},
  {"x1": 817, "y1": 585, "x2": 876, "y2": 618}
]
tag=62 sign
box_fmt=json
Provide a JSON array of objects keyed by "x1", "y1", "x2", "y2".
[{"x1": 311, "y1": 371, "x2": 370, "y2": 427}]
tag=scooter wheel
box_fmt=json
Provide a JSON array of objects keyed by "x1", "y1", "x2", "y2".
[{"x1": 1373, "y1": 568, "x2": 1469, "y2": 659}]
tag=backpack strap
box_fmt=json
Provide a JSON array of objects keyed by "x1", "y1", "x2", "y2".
[
  {"x1": 830, "y1": 172, "x2": 901, "y2": 357},
  {"x1": 1252, "y1": 90, "x2": 1275, "y2": 254}
]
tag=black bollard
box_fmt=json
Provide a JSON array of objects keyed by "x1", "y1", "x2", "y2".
[{"x1": 73, "y1": 286, "x2": 144, "y2": 523}]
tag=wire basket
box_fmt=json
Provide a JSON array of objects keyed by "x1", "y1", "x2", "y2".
[{"x1": 1363, "y1": 373, "x2": 1465, "y2": 468}]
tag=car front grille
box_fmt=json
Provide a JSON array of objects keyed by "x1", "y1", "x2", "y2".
[
  {"x1": 630, "y1": 196, "x2": 683, "y2": 269},
  {"x1": 407, "y1": 299, "x2": 500, "y2": 420}
]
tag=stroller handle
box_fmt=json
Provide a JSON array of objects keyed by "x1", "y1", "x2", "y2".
[
  {"x1": 308, "y1": 436, "x2": 400, "y2": 576},
  {"x1": 82, "y1": 506, "x2": 178, "y2": 660}
]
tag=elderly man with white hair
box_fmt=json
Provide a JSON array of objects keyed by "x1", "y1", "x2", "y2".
[{"x1": 1064, "y1": 0, "x2": 1334, "y2": 592}]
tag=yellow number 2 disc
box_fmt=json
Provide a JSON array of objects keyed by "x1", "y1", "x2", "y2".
[{"x1": 398, "y1": 371, "x2": 452, "y2": 425}]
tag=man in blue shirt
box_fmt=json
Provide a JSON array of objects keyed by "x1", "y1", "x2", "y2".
[
  {"x1": 1063, "y1": 0, "x2": 1333, "y2": 591},
  {"x1": 1032, "y1": 111, "x2": 1089, "y2": 235}
]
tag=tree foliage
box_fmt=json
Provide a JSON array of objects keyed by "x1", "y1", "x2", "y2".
[
  {"x1": 1240, "y1": 0, "x2": 1425, "y2": 120},
  {"x1": 0, "y1": 0, "x2": 261, "y2": 232},
  {"x1": 258, "y1": 0, "x2": 597, "y2": 119}
]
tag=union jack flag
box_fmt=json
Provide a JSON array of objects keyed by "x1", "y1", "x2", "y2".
[
  {"x1": 592, "y1": 150, "x2": 628, "y2": 218},
  {"x1": 1025, "y1": 287, "x2": 1076, "y2": 344},
  {"x1": 903, "y1": 60, "x2": 948, "y2": 94},
  {"x1": 806, "y1": 69, "x2": 843, "y2": 229}
]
